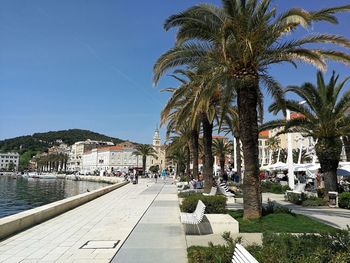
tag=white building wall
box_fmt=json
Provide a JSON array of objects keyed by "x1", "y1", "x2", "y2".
[
  {"x1": 0, "y1": 152, "x2": 20, "y2": 171},
  {"x1": 82, "y1": 148, "x2": 142, "y2": 174}
]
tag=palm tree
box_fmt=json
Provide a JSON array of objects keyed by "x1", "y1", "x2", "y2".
[
  {"x1": 220, "y1": 105, "x2": 243, "y2": 181},
  {"x1": 160, "y1": 69, "x2": 217, "y2": 190},
  {"x1": 132, "y1": 144, "x2": 158, "y2": 175},
  {"x1": 266, "y1": 136, "x2": 280, "y2": 163},
  {"x1": 165, "y1": 128, "x2": 192, "y2": 177},
  {"x1": 212, "y1": 138, "x2": 232, "y2": 176},
  {"x1": 154, "y1": 0, "x2": 350, "y2": 219},
  {"x1": 264, "y1": 71, "x2": 350, "y2": 195},
  {"x1": 161, "y1": 71, "x2": 201, "y2": 179}
]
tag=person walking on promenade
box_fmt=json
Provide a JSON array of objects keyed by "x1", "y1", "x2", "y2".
[
  {"x1": 161, "y1": 169, "x2": 166, "y2": 182},
  {"x1": 154, "y1": 172, "x2": 158, "y2": 183}
]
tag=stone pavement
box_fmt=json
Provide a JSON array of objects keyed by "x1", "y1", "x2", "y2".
[
  {"x1": 231, "y1": 193, "x2": 350, "y2": 229},
  {"x1": 111, "y1": 182, "x2": 187, "y2": 263},
  {"x1": 0, "y1": 178, "x2": 187, "y2": 263}
]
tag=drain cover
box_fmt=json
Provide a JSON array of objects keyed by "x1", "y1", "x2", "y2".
[{"x1": 80, "y1": 240, "x2": 120, "y2": 249}]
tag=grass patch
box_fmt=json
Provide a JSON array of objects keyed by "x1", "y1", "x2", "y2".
[{"x1": 228, "y1": 210, "x2": 336, "y2": 233}]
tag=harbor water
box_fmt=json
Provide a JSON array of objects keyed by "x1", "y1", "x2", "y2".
[{"x1": 0, "y1": 176, "x2": 110, "y2": 218}]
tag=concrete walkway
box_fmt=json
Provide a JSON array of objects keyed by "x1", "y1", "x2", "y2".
[
  {"x1": 0, "y1": 178, "x2": 187, "y2": 263},
  {"x1": 231, "y1": 193, "x2": 350, "y2": 229},
  {"x1": 111, "y1": 181, "x2": 187, "y2": 263}
]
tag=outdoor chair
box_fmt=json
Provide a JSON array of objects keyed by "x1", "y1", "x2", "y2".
[
  {"x1": 232, "y1": 243, "x2": 259, "y2": 263},
  {"x1": 219, "y1": 182, "x2": 235, "y2": 197},
  {"x1": 180, "y1": 200, "x2": 206, "y2": 234},
  {"x1": 203, "y1": 186, "x2": 217, "y2": 196}
]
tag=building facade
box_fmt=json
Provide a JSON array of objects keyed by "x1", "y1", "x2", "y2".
[
  {"x1": 81, "y1": 145, "x2": 142, "y2": 174},
  {"x1": 67, "y1": 140, "x2": 114, "y2": 172},
  {"x1": 0, "y1": 152, "x2": 20, "y2": 171}
]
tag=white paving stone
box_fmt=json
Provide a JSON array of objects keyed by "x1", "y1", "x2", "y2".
[{"x1": 0, "y1": 179, "x2": 161, "y2": 263}]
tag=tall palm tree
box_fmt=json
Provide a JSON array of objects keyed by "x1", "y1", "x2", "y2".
[
  {"x1": 154, "y1": 0, "x2": 350, "y2": 219},
  {"x1": 160, "y1": 69, "x2": 217, "y2": 191},
  {"x1": 161, "y1": 70, "x2": 201, "y2": 179},
  {"x1": 132, "y1": 144, "x2": 158, "y2": 175},
  {"x1": 212, "y1": 138, "x2": 233, "y2": 176},
  {"x1": 264, "y1": 71, "x2": 350, "y2": 195},
  {"x1": 220, "y1": 105, "x2": 243, "y2": 181}
]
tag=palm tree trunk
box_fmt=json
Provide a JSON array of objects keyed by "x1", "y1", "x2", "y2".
[
  {"x1": 202, "y1": 114, "x2": 214, "y2": 192},
  {"x1": 191, "y1": 129, "x2": 199, "y2": 179},
  {"x1": 316, "y1": 138, "x2": 342, "y2": 197},
  {"x1": 142, "y1": 156, "x2": 146, "y2": 175},
  {"x1": 186, "y1": 146, "x2": 191, "y2": 177},
  {"x1": 237, "y1": 84, "x2": 262, "y2": 220},
  {"x1": 235, "y1": 136, "x2": 242, "y2": 183},
  {"x1": 220, "y1": 154, "x2": 225, "y2": 176}
]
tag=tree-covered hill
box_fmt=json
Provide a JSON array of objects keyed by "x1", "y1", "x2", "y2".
[
  {"x1": 0, "y1": 129, "x2": 124, "y2": 152},
  {"x1": 0, "y1": 129, "x2": 125, "y2": 170}
]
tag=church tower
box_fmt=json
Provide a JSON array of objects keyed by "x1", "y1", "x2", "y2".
[{"x1": 153, "y1": 127, "x2": 161, "y2": 147}]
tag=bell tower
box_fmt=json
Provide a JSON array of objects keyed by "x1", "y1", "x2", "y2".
[{"x1": 153, "y1": 126, "x2": 160, "y2": 147}]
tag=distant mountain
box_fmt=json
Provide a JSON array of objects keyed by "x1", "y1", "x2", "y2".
[{"x1": 0, "y1": 129, "x2": 125, "y2": 169}]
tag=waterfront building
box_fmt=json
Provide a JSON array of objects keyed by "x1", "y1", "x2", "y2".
[
  {"x1": 81, "y1": 145, "x2": 142, "y2": 174},
  {"x1": 258, "y1": 131, "x2": 269, "y2": 166},
  {"x1": 67, "y1": 140, "x2": 114, "y2": 172},
  {"x1": 0, "y1": 152, "x2": 20, "y2": 171}
]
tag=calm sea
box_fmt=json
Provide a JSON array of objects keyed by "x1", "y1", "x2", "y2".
[{"x1": 0, "y1": 176, "x2": 109, "y2": 218}]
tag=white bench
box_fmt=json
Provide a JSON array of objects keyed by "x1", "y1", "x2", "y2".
[
  {"x1": 203, "y1": 186, "x2": 217, "y2": 196},
  {"x1": 232, "y1": 243, "x2": 259, "y2": 263},
  {"x1": 180, "y1": 200, "x2": 206, "y2": 234}
]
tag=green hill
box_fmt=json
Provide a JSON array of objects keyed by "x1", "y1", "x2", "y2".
[{"x1": 0, "y1": 129, "x2": 125, "y2": 170}]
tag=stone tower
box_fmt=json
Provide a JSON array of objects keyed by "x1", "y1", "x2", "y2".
[{"x1": 153, "y1": 126, "x2": 161, "y2": 147}]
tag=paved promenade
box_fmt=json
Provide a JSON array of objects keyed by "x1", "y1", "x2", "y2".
[
  {"x1": 111, "y1": 182, "x2": 187, "y2": 263},
  {"x1": 0, "y1": 179, "x2": 187, "y2": 263}
]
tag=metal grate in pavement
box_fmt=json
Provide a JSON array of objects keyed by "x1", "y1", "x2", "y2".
[{"x1": 80, "y1": 240, "x2": 120, "y2": 249}]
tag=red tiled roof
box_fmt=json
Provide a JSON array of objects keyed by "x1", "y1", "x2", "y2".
[
  {"x1": 97, "y1": 145, "x2": 124, "y2": 151},
  {"x1": 290, "y1": 112, "x2": 305, "y2": 119},
  {"x1": 259, "y1": 130, "x2": 269, "y2": 138}
]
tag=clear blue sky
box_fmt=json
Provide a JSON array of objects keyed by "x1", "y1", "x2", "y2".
[{"x1": 0, "y1": 0, "x2": 349, "y2": 143}]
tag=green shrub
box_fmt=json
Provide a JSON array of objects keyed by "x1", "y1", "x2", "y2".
[
  {"x1": 187, "y1": 232, "x2": 237, "y2": 263},
  {"x1": 178, "y1": 191, "x2": 196, "y2": 198},
  {"x1": 261, "y1": 181, "x2": 289, "y2": 194},
  {"x1": 179, "y1": 176, "x2": 188, "y2": 182},
  {"x1": 180, "y1": 194, "x2": 227, "y2": 214},
  {"x1": 302, "y1": 196, "x2": 327, "y2": 207},
  {"x1": 247, "y1": 230, "x2": 350, "y2": 263},
  {"x1": 262, "y1": 199, "x2": 293, "y2": 216},
  {"x1": 286, "y1": 192, "x2": 307, "y2": 205},
  {"x1": 317, "y1": 188, "x2": 326, "y2": 198},
  {"x1": 338, "y1": 192, "x2": 350, "y2": 209}
]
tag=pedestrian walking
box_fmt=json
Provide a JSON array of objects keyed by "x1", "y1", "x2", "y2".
[
  {"x1": 154, "y1": 172, "x2": 158, "y2": 183},
  {"x1": 161, "y1": 169, "x2": 166, "y2": 182}
]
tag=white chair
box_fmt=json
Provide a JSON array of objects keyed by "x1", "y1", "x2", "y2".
[
  {"x1": 180, "y1": 200, "x2": 206, "y2": 234},
  {"x1": 203, "y1": 187, "x2": 217, "y2": 196},
  {"x1": 232, "y1": 243, "x2": 259, "y2": 263},
  {"x1": 219, "y1": 182, "x2": 235, "y2": 197}
]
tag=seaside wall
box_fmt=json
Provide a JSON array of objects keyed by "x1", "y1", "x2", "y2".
[{"x1": 0, "y1": 180, "x2": 128, "y2": 240}]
